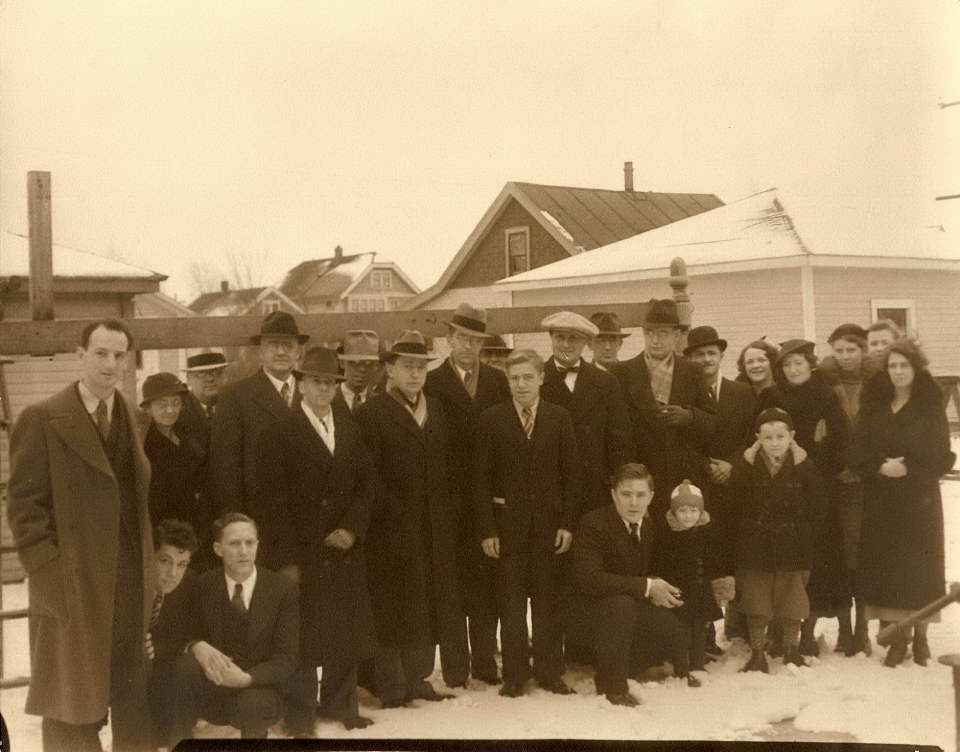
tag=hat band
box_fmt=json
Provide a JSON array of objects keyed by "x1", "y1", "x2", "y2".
[
  {"x1": 450, "y1": 314, "x2": 486, "y2": 334},
  {"x1": 392, "y1": 342, "x2": 429, "y2": 356}
]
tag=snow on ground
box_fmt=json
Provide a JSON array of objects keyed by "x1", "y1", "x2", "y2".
[{"x1": 5, "y1": 477, "x2": 960, "y2": 750}]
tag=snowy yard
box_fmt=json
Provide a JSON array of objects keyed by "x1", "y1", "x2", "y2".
[{"x1": 4, "y1": 474, "x2": 960, "y2": 750}]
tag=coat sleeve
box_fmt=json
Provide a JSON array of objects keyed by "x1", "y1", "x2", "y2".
[
  {"x1": 572, "y1": 515, "x2": 646, "y2": 600},
  {"x1": 7, "y1": 403, "x2": 59, "y2": 573},
  {"x1": 473, "y1": 410, "x2": 498, "y2": 542},
  {"x1": 209, "y1": 386, "x2": 244, "y2": 516},
  {"x1": 256, "y1": 424, "x2": 298, "y2": 569},
  {"x1": 685, "y1": 370, "x2": 721, "y2": 449},
  {"x1": 903, "y1": 402, "x2": 955, "y2": 481},
  {"x1": 558, "y1": 408, "x2": 582, "y2": 532},
  {"x1": 248, "y1": 577, "x2": 300, "y2": 687}
]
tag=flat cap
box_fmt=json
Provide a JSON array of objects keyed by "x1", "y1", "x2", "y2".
[{"x1": 541, "y1": 311, "x2": 599, "y2": 338}]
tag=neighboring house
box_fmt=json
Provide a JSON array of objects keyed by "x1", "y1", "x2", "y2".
[
  {"x1": 405, "y1": 169, "x2": 724, "y2": 310},
  {"x1": 190, "y1": 282, "x2": 304, "y2": 317},
  {"x1": 134, "y1": 291, "x2": 201, "y2": 384},
  {"x1": 492, "y1": 188, "x2": 960, "y2": 380}
]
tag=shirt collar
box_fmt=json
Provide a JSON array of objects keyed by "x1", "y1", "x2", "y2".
[
  {"x1": 513, "y1": 398, "x2": 540, "y2": 420},
  {"x1": 713, "y1": 372, "x2": 723, "y2": 396},
  {"x1": 341, "y1": 381, "x2": 365, "y2": 401},
  {"x1": 77, "y1": 379, "x2": 116, "y2": 415},
  {"x1": 263, "y1": 369, "x2": 295, "y2": 395},
  {"x1": 301, "y1": 401, "x2": 334, "y2": 432},
  {"x1": 225, "y1": 566, "x2": 258, "y2": 607}
]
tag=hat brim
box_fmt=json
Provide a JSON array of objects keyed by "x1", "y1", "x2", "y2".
[
  {"x1": 595, "y1": 331, "x2": 631, "y2": 339},
  {"x1": 250, "y1": 334, "x2": 310, "y2": 345},
  {"x1": 338, "y1": 353, "x2": 381, "y2": 362},
  {"x1": 140, "y1": 385, "x2": 188, "y2": 408},
  {"x1": 446, "y1": 320, "x2": 494, "y2": 338},
  {"x1": 293, "y1": 369, "x2": 346, "y2": 381},
  {"x1": 381, "y1": 351, "x2": 439, "y2": 363},
  {"x1": 546, "y1": 327, "x2": 596, "y2": 338},
  {"x1": 183, "y1": 363, "x2": 229, "y2": 372},
  {"x1": 683, "y1": 338, "x2": 728, "y2": 356}
]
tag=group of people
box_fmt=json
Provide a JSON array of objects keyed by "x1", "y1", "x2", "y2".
[{"x1": 6, "y1": 300, "x2": 955, "y2": 751}]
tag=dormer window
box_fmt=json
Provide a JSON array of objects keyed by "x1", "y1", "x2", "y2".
[{"x1": 505, "y1": 227, "x2": 530, "y2": 276}]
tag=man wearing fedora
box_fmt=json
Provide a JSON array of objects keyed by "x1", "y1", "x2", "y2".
[
  {"x1": 611, "y1": 299, "x2": 718, "y2": 531},
  {"x1": 588, "y1": 312, "x2": 630, "y2": 371},
  {"x1": 258, "y1": 347, "x2": 377, "y2": 734},
  {"x1": 334, "y1": 330, "x2": 382, "y2": 415},
  {"x1": 425, "y1": 303, "x2": 511, "y2": 685},
  {"x1": 479, "y1": 334, "x2": 512, "y2": 372},
  {"x1": 355, "y1": 331, "x2": 468, "y2": 705},
  {"x1": 211, "y1": 311, "x2": 308, "y2": 571}
]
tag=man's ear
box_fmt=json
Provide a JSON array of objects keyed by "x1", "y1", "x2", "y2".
[{"x1": 212, "y1": 541, "x2": 223, "y2": 560}]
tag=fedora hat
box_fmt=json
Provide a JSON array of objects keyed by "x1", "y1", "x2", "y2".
[
  {"x1": 590, "y1": 312, "x2": 630, "y2": 339},
  {"x1": 382, "y1": 330, "x2": 437, "y2": 362},
  {"x1": 640, "y1": 299, "x2": 681, "y2": 328},
  {"x1": 338, "y1": 330, "x2": 381, "y2": 362},
  {"x1": 683, "y1": 326, "x2": 728, "y2": 356},
  {"x1": 446, "y1": 302, "x2": 492, "y2": 338},
  {"x1": 481, "y1": 334, "x2": 513, "y2": 353},
  {"x1": 184, "y1": 352, "x2": 228, "y2": 372},
  {"x1": 140, "y1": 372, "x2": 188, "y2": 408},
  {"x1": 293, "y1": 347, "x2": 345, "y2": 381},
  {"x1": 250, "y1": 311, "x2": 309, "y2": 345}
]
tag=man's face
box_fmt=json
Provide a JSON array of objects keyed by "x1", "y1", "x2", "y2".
[
  {"x1": 831, "y1": 338, "x2": 864, "y2": 374},
  {"x1": 343, "y1": 359, "x2": 377, "y2": 392},
  {"x1": 506, "y1": 361, "x2": 544, "y2": 407},
  {"x1": 155, "y1": 544, "x2": 192, "y2": 595},
  {"x1": 186, "y1": 368, "x2": 226, "y2": 404},
  {"x1": 550, "y1": 331, "x2": 588, "y2": 366},
  {"x1": 611, "y1": 478, "x2": 653, "y2": 523},
  {"x1": 213, "y1": 521, "x2": 259, "y2": 580},
  {"x1": 298, "y1": 374, "x2": 338, "y2": 412},
  {"x1": 386, "y1": 356, "x2": 428, "y2": 400},
  {"x1": 590, "y1": 334, "x2": 624, "y2": 368},
  {"x1": 77, "y1": 326, "x2": 129, "y2": 396},
  {"x1": 643, "y1": 326, "x2": 680, "y2": 360},
  {"x1": 448, "y1": 328, "x2": 485, "y2": 371},
  {"x1": 687, "y1": 344, "x2": 723, "y2": 381},
  {"x1": 480, "y1": 352, "x2": 508, "y2": 372},
  {"x1": 757, "y1": 422, "x2": 794, "y2": 461},
  {"x1": 868, "y1": 329, "x2": 896, "y2": 354},
  {"x1": 259, "y1": 336, "x2": 302, "y2": 380}
]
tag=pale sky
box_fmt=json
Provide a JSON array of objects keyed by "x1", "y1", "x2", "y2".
[{"x1": 2, "y1": 0, "x2": 958, "y2": 302}]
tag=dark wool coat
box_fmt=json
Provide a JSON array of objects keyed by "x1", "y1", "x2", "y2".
[
  {"x1": 851, "y1": 369, "x2": 955, "y2": 611},
  {"x1": 151, "y1": 569, "x2": 198, "y2": 665},
  {"x1": 7, "y1": 384, "x2": 154, "y2": 724},
  {"x1": 144, "y1": 422, "x2": 206, "y2": 529},
  {"x1": 541, "y1": 358, "x2": 633, "y2": 516},
  {"x1": 649, "y1": 513, "x2": 725, "y2": 623},
  {"x1": 612, "y1": 355, "x2": 719, "y2": 519},
  {"x1": 258, "y1": 404, "x2": 377, "y2": 666},
  {"x1": 473, "y1": 399, "x2": 580, "y2": 553},
  {"x1": 209, "y1": 369, "x2": 299, "y2": 525},
  {"x1": 174, "y1": 392, "x2": 218, "y2": 567},
  {"x1": 572, "y1": 504, "x2": 654, "y2": 601},
  {"x1": 727, "y1": 442, "x2": 827, "y2": 573},
  {"x1": 708, "y1": 378, "x2": 757, "y2": 465},
  {"x1": 355, "y1": 393, "x2": 466, "y2": 653}
]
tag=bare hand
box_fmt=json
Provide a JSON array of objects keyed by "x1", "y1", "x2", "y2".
[
  {"x1": 813, "y1": 418, "x2": 828, "y2": 444},
  {"x1": 554, "y1": 528, "x2": 573, "y2": 555},
  {"x1": 481, "y1": 537, "x2": 500, "y2": 559},
  {"x1": 658, "y1": 405, "x2": 692, "y2": 427},
  {"x1": 709, "y1": 458, "x2": 732, "y2": 484},
  {"x1": 648, "y1": 578, "x2": 684, "y2": 608},
  {"x1": 191, "y1": 641, "x2": 236, "y2": 685},
  {"x1": 279, "y1": 564, "x2": 301, "y2": 585},
  {"x1": 323, "y1": 528, "x2": 356, "y2": 550},
  {"x1": 219, "y1": 664, "x2": 253, "y2": 689},
  {"x1": 879, "y1": 457, "x2": 907, "y2": 478}
]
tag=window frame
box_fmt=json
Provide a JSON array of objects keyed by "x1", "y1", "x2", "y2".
[
  {"x1": 870, "y1": 298, "x2": 916, "y2": 333},
  {"x1": 504, "y1": 226, "x2": 531, "y2": 277}
]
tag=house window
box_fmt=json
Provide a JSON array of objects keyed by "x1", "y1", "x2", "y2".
[
  {"x1": 370, "y1": 270, "x2": 393, "y2": 290},
  {"x1": 871, "y1": 298, "x2": 916, "y2": 334},
  {"x1": 390, "y1": 298, "x2": 402, "y2": 310},
  {"x1": 505, "y1": 227, "x2": 530, "y2": 276},
  {"x1": 375, "y1": 299, "x2": 385, "y2": 312},
  {"x1": 262, "y1": 298, "x2": 281, "y2": 314}
]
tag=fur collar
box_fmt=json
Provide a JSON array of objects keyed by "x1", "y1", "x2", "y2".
[
  {"x1": 665, "y1": 508, "x2": 712, "y2": 532},
  {"x1": 743, "y1": 439, "x2": 807, "y2": 467}
]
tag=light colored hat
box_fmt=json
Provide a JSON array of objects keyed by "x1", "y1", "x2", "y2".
[
  {"x1": 670, "y1": 480, "x2": 704, "y2": 512},
  {"x1": 382, "y1": 330, "x2": 438, "y2": 362},
  {"x1": 339, "y1": 330, "x2": 381, "y2": 362},
  {"x1": 446, "y1": 302, "x2": 493, "y2": 338},
  {"x1": 541, "y1": 311, "x2": 599, "y2": 338}
]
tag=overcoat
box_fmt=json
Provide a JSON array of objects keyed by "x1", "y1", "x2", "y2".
[
  {"x1": 649, "y1": 513, "x2": 725, "y2": 623},
  {"x1": 708, "y1": 378, "x2": 757, "y2": 466},
  {"x1": 143, "y1": 421, "x2": 206, "y2": 529},
  {"x1": 174, "y1": 392, "x2": 218, "y2": 566},
  {"x1": 851, "y1": 370, "x2": 955, "y2": 611},
  {"x1": 355, "y1": 392, "x2": 466, "y2": 655},
  {"x1": 541, "y1": 358, "x2": 633, "y2": 516},
  {"x1": 258, "y1": 403, "x2": 377, "y2": 666},
  {"x1": 7, "y1": 384, "x2": 154, "y2": 724}
]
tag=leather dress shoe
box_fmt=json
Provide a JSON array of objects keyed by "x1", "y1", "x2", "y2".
[
  {"x1": 605, "y1": 692, "x2": 641, "y2": 707},
  {"x1": 473, "y1": 671, "x2": 501, "y2": 685},
  {"x1": 783, "y1": 646, "x2": 807, "y2": 667},
  {"x1": 740, "y1": 650, "x2": 769, "y2": 673},
  {"x1": 342, "y1": 715, "x2": 375, "y2": 731},
  {"x1": 499, "y1": 681, "x2": 526, "y2": 698},
  {"x1": 913, "y1": 633, "x2": 931, "y2": 666}
]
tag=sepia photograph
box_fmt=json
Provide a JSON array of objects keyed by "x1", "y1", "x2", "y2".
[{"x1": 1, "y1": 1, "x2": 959, "y2": 750}]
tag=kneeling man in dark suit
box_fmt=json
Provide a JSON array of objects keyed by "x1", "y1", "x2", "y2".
[
  {"x1": 166, "y1": 513, "x2": 299, "y2": 745},
  {"x1": 572, "y1": 463, "x2": 686, "y2": 707}
]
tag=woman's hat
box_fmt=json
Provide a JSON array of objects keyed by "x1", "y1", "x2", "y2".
[
  {"x1": 250, "y1": 311, "x2": 309, "y2": 345},
  {"x1": 827, "y1": 323, "x2": 868, "y2": 347},
  {"x1": 140, "y1": 372, "x2": 188, "y2": 408},
  {"x1": 293, "y1": 347, "x2": 345, "y2": 381},
  {"x1": 777, "y1": 338, "x2": 816, "y2": 363},
  {"x1": 381, "y1": 330, "x2": 438, "y2": 362},
  {"x1": 683, "y1": 325, "x2": 727, "y2": 356}
]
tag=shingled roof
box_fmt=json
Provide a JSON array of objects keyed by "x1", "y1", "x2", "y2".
[
  {"x1": 278, "y1": 251, "x2": 376, "y2": 301},
  {"x1": 189, "y1": 286, "x2": 267, "y2": 316}
]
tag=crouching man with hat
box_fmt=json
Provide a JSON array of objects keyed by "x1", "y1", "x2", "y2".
[
  {"x1": 257, "y1": 347, "x2": 378, "y2": 733},
  {"x1": 355, "y1": 331, "x2": 468, "y2": 705}
]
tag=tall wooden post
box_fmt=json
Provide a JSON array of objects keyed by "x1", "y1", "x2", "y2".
[
  {"x1": 28, "y1": 171, "x2": 54, "y2": 321},
  {"x1": 670, "y1": 256, "x2": 692, "y2": 351}
]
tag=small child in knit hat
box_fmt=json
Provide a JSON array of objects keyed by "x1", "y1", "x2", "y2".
[{"x1": 649, "y1": 480, "x2": 732, "y2": 687}]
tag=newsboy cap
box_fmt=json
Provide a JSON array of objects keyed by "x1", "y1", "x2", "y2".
[{"x1": 541, "y1": 311, "x2": 599, "y2": 338}]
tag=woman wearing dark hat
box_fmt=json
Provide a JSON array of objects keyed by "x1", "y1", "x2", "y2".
[
  {"x1": 765, "y1": 339, "x2": 849, "y2": 657},
  {"x1": 851, "y1": 340, "x2": 955, "y2": 667},
  {"x1": 735, "y1": 340, "x2": 780, "y2": 405},
  {"x1": 141, "y1": 372, "x2": 206, "y2": 530}
]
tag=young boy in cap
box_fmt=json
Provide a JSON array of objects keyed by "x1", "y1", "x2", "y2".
[
  {"x1": 726, "y1": 408, "x2": 827, "y2": 672},
  {"x1": 649, "y1": 480, "x2": 731, "y2": 686}
]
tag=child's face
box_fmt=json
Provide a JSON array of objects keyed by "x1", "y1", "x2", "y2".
[
  {"x1": 611, "y1": 478, "x2": 653, "y2": 523},
  {"x1": 673, "y1": 504, "x2": 702, "y2": 529},
  {"x1": 757, "y1": 421, "x2": 794, "y2": 460}
]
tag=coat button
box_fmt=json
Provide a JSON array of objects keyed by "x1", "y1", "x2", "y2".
[{"x1": 320, "y1": 499, "x2": 329, "y2": 507}]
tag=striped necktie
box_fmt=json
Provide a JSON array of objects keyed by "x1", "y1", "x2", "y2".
[
  {"x1": 521, "y1": 407, "x2": 534, "y2": 439},
  {"x1": 280, "y1": 382, "x2": 291, "y2": 407},
  {"x1": 150, "y1": 592, "x2": 164, "y2": 628}
]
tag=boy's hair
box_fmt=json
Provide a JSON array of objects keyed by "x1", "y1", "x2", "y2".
[
  {"x1": 612, "y1": 462, "x2": 655, "y2": 492},
  {"x1": 867, "y1": 318, "x2": 903, "y2": 338},
  {"x1": 212, "y1": 512, "x2": 258, "y2": 542},
  {"x1": 80, "y1": 318, "x2": 134, "y2": 350},
  {"x1": 154, "y1": 519, "x2": 199, "y2": 553},
  {"x1": 505, "y1": 349, "x2": 544, "y2": 374}
]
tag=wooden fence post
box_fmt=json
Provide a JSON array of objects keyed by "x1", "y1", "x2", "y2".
[{"x1": 27, "y1": 171, "x2": 54, "y2": 321}]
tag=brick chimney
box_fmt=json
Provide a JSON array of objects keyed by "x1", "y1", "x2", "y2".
[
  {"x1": 624, "y1": 161, "x2": 634, "y2": 192},
  {"x1": 220, "y1": 280, "x2": 229, "y2": 293},
  {"x1": 334, "y1": 245, "x2": 343, "y2": 259}
]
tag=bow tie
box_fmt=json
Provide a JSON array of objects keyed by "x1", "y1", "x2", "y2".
[{"x1": 556, "y1": 363, "x2": 580, "y2": 375}]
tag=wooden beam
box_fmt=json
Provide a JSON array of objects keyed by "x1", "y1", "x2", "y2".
[
  {"x1": 27, "y1": 171, "x2": 54, "y2": 321},
  {"x1": 0, "y1": 299, "x2": 693, "y2": 355}
]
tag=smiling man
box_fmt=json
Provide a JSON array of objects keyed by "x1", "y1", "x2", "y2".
[{"x1": 8, "y1": 318, "x2": 154, "y2": 752}]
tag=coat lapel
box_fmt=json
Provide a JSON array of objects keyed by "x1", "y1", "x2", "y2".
[
  {"x1": 252, "y1": 370, "x2": 294, "y2": 422},
  {"x1": 293, "y1": 407, "x2": 333, "y2": 463},
  {"x1": 626, "y1": 356, "x2": 657, "y2": 412},
  {"x1": 384, "y1": 394, "x2": 426, "y2": 443},
  {"x1": 438, "y1": 359, "x2": 473, "y2": 412},
  {"x1": 246, "y1": 572, "x2": 272, "y2": 646},
  {"x1": 47, "y1": 384, "x2": 115, "y2": 477}
]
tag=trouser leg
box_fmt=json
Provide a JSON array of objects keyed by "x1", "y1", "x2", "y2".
[
  {"x1": 689, "y1": 620, "x2": 708, "y2": 672},
  {"x1": 320, "y1": 661, "x2": 360, "y2": 722},
  {"x1": 234, "y1": 687, "x2": 282, "y2": 739},
  {"x1": 284, "y1": 664, "x2": 318, "y2": 733},
  {"x1": 166, "y1": 653, "x2": 206, "y2": 749},
  {"x1": 108, "y1": 622, "x2": 150, "y2": 752},
  {"x1": 402, "y1": 645, "x2": 438, "y2": 699},
  {"x1": 593, "y1": 595, "x2": 638, "y2": 696},
  {"x1": 373, "y1": 646, "x2": 405, "y2": 706},
  {"x1": 529, "y1": 550, "x2": 562, "y2": 685},
  {"x1": 41, "y1": 717, "x2": 103, "y2": 752},
  {"x1": 496, "y1": 553, "x2": 532, "y2": 686},
  {"x1": 746, "y1": 616, "x2": 768, "y2": 652},
  {"x1": 784, "y1": 619, "x2": 802, "y2": 648}
]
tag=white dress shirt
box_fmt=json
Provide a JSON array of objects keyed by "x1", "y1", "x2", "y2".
[
  {"x1": 301, "y1": 402, "x2": 336, "y2": 454},
  {"x1": 77, "y1": 379, "x2": 116, "y2": 421},
  {"x1": 340, "y1": 382, "x2": 367, "y2": 412},
  {"x1": 264, "y1": 370, "x2": 296, "y2": 404}
]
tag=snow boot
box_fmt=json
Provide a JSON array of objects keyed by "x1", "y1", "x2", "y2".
[
  {"x1": 766, "y1": 622, "x2": 784, "y2": 658},
  {"x1": 884, "y1": 634, "x2": 909, "y2": 668}
]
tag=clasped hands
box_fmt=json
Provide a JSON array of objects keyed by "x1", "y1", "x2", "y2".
[
  {"x1": 879, "y1": 456, "x2": 907, "y2": 478},
  {"x1": 191, "y1": 640, "x2": 253, "y2": 688}
]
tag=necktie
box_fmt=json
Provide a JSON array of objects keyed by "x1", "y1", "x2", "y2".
[
  {"x1": 205, "y1": 402, "x2": 215, "y2": 421},
  {"x1": 521, "y1": 407, "x2": 534, "y2": 439},
  {"x1": 353, "y1": 391, "x2": 365, "y2": 412},
  {"x1": 280, "y1": 382, "x2": 291, "y2": 407},
  {"x1": 232, "y1": 582, "x2": 247, "y2": 614},
  {"x1": 556, "y1": 364, "x2": 580, "y2": 376},
  {"x1": 95, "y1": 400, "x2": 110, "y2": 439},
  {"x1": 463, "y1": 369, "x2": 473, "y2": 386},
  {"x1": 150, "y1": 592, "x2": 164, "y2": 628},
  {"x1": 709, "y1": 384, "x2": 717, "y2": 402},
  {"x1": 629, "y1": 522, "x2": 642, "y2": 547}
]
